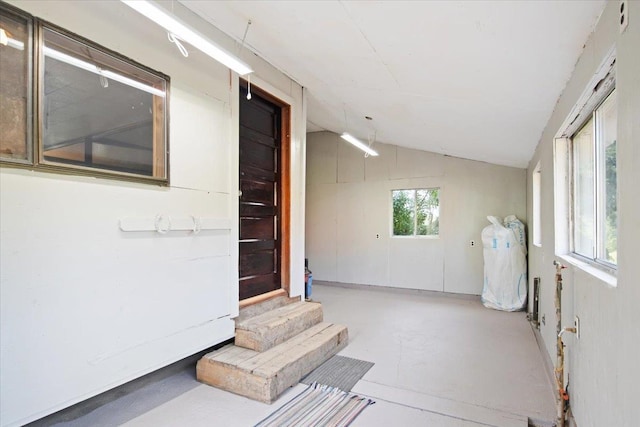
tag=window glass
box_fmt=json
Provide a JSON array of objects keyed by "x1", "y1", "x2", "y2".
[
  {"x1": 597, "y1": 91, "x2": 617, "y2": 264},
  {"x1": 392, "y1": 190, "x2": 415, "y2": 236},
  {"x1": 573, "y1": 117, "x2": 595, "y2": 258},
  {"x1": 41, "y1": 27, "x2": 167, "y2": 179},
  {"x1": 570, "y1": 89, "x2": 617, "y2": 267},
  {"x1": 0, "y1": 10, "x2": 31, "y2": 162},
  {"x1": 392, "y1": 188, "x2": 439, "y2": 237},
  {"x1": 416, "y1": 189, "x2": 439, "y2": 236}
]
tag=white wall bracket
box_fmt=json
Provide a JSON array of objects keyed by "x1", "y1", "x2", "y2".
[{"x1": 119, "y1": 215, "x2": 231, "y2": 234}]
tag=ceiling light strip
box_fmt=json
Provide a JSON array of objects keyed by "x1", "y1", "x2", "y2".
[
  {"x1": 341, "y1": 133, "x2": 379, "y2": 157},
  {"x1": 4, "y1": 37, "x2": 24, "y2": 50},
  {"x1": 44, "y1": 47, "x2": 166, "y2": 97},
  {"x1": 120, "y1": 0, "x2": 252, "y2": 76}
]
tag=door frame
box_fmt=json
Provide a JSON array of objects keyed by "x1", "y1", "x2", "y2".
[{"x1": 238, "y1": 79, "x2": 291, "y2": 308}]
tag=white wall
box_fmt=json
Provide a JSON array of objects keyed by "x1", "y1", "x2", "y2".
[
  {"x1": 0, "y1": 2, "x2": 306, "y2": 426},
  {"x1": 306, "y1": 131, "x2": 526, "y2": 295},
  {"x1": 526, "y1": 1, "x2": 640, "y2": 425}
]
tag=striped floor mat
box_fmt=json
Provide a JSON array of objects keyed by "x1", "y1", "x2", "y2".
[
  {"x1": 254, "y1": 383, "x2": 375, "y2": 427},
  {"x1": 301, "y1": 355, "x2": 374, "y2": 392}
]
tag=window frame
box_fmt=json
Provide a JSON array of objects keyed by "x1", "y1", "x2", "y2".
[
  {"x1": 569, "y1": 88, "x2": 617, "y2": 270},
  {"x1": 532, "y1": 161, "x2": 542, "y2": 247},
  {"x1": 553, "y1": 48, "x2": 617, "y2": 284},
  {"x1": 0, "y1": 3, "x2": 171, "y2": 185},
  {"x1": 391, "y1": 187, "x2": 440, "y2": 238},
  {"x1": 0, "y1": 4, "x2": 33, "y2": 165}
]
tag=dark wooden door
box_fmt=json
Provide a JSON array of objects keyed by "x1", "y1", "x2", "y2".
[{"x1": 238, "y1": 83, "x2": 282, "y2": 300}]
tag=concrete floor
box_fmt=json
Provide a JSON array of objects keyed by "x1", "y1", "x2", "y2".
[{"x1": 32, "y1": 282, "x2": 556, "y2": 427}]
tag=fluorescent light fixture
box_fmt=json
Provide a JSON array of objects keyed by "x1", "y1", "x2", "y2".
[
  {"x1": 120, "y1": 0, "x2": 253, "y2": 76},
  {"x1": 341, "y1": 133, "x2": 379, "y2": 157},
  {"x1": 44, "y1": 46, "x2": 166, "y2": 97},
  {"x1": 6, "y1": 37, "x2": 24, "y2": 50},
  {"x1": 0, "y1": 28, "x2": 25, "y2": 50}
]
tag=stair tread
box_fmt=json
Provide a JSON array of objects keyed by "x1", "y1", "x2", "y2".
[
  {"x1": 236, "y1": 295, "x2": 299, "y2": 323},
  {"x1": 197, "y1": 322, "x2": 348, "y2": 403},
  {"x1": 236, "y1": 301, "x2": 321, "y2": 331},
  {"x1": 234, "y1": 301, "x2": 324, "y2": 352},
  {"x1": 254, "y1": 324, "x2": 346, "y2": 378},
  {"x1": 204, "y1": 322, "x2": 343, "y2": 376}
]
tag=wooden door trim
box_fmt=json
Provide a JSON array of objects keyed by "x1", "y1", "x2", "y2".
[
  {"x1": 239, "y1": 79, "x2": 291, "y2": 298},
  {"x1": 239, "y1": 289, "x2": 287, "y2": 309}
]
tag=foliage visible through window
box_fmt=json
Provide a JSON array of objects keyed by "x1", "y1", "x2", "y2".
[
  {"x1": 572, "y1": 90, "x2": 617, "y2": 266},
  {"x1": 0, "y1": 3, "x2": 169, "y2": 183},
  {"x1": 392, "y1": 188, "x2": 439, "y2": 236}
]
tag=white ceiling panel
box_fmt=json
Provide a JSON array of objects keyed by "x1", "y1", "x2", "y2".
[{"x1": 181, "y1": 0, "x2": 605, "y2": 167}]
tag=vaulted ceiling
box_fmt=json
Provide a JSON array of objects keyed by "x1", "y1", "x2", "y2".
[{"x1": 181, "y1": 0, "x2": 605, "y2": 168}]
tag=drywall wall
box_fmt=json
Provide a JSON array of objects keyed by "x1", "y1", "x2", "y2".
[
  {"x1": 306, "y1": 131, "x2": 526, "y2": 295},
  {"x1": 0, "y1": 2, "x2": 306, "y2": 426},
  {"x1": 526, "y1": 1, "x2": 640, "y2": 425}
]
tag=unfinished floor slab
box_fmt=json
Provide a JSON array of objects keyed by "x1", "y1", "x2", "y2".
[
  {"x1": 314, "y1": 282, "x2": 556, "y2": 423},
  {"x1": 30, "y1": 283, "x2": 556, "y2": 426}
]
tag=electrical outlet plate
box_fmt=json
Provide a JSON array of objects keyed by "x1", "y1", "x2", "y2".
[
  {"x1": 470, "y1": 240, "x2": 476, "y2": 247},
  {"x1": 574, "y1": 316, "x2": 580, "y2": 340},
  {"x1": 620, "y1": 0, "x2": 629, "y2": 34}
]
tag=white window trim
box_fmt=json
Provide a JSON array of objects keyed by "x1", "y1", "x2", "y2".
[
  {"x1": 553, "y1": 47, "x2": 617, "y2": 286},
  {"x1": 532, "y1": 161, "x2": 542, "y2": 247}
]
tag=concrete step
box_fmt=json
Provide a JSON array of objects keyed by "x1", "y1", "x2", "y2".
[
  {"x1": 196, "y1": 322, "x2": 348, "y2": 403},
  {"x1": 235, "y1": 301, "x2": 323, "y2": 352}
]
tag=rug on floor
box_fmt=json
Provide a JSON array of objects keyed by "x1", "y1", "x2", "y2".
[
  {"x1": 301, "y1": 355, "x2": 374, "y2": 392},
  {"x1": 254, "y1": 383, "x2": 375, "y2": 427}
]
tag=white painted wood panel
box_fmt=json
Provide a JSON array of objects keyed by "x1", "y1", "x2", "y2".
[
  {"x1": 337, "y1": 137, "x2": 365, "y2": 183},
  {"x1": 0, "y1": 1, "x2": 307, "y2": 426},
  {"x1": 306, "y1": 131, "x2": 526, "y2": 295},
  {"x1": 306, "y1": 131, "x2": 338, "y2": 185},
  {"x1": 305, "y1": 183, "x2": 338, "y2": 282},
  {"x1": 525, "y1": 2, "x2": 640, "y2": 425},
  {"x1": 364, "y1": 142, "x2": 394, "y2": 182},
  {"x1": 389, "y1": 238, "x2": 444, "y2": 291}
]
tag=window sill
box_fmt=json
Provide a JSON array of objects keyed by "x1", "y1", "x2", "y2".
[{"x1": 557, "y1": 254, "x2": 617, "y2": 287}]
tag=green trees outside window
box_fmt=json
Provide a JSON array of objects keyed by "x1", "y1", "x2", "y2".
[{"x1": 392, "y1": 188, "x2": 439, "y2": 236}]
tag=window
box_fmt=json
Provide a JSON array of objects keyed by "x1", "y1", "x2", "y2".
[
  {"x1": 0, "y1": 4, "x2": 169, "y2": 183},
  {"x1": 392, "y1": 188, "x2": 439, "y2": 237},
  {"x1": 571, "y1": 90, "x2": 617, "y2": 266},
  {"x1": 0, "y1": 7, "x2": 32, "y2": 163}
]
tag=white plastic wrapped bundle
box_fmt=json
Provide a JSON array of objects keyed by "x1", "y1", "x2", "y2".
[{"x1": 481, "y1": 215, "x2": 527, "y2": 311}]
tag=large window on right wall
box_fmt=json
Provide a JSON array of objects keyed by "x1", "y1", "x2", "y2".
[{"x1": 571, "y1": 89, "x2": 617, "y2": 267}]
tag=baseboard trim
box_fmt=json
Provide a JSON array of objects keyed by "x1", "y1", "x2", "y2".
[
  {"x1": 530, "y1": 324, "x2": 556, "y2": 396},
  {"x1": 314, "y1": 280, "x2": 480, "y2": 301}
]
